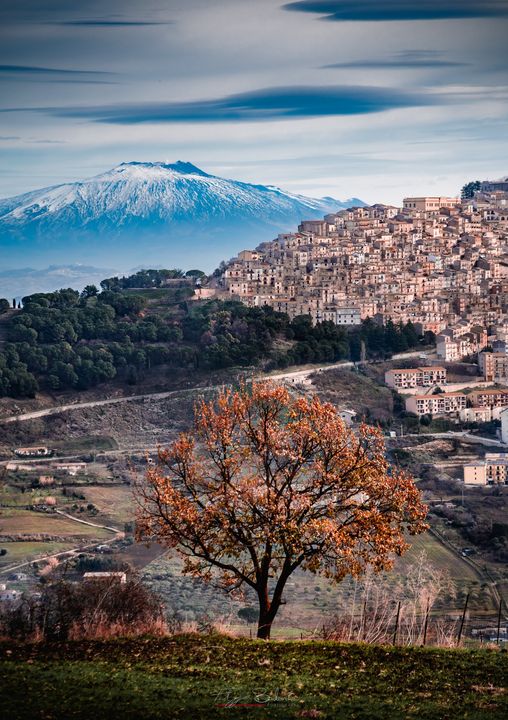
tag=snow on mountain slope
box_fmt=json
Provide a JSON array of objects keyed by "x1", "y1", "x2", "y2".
[{"x1": 0, "y1": 161, "x2": 364, "y2": 270}]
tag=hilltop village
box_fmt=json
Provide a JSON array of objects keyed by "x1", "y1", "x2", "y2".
[
  {"x1": 221, "y1": 178, "x2": 508, "y2": 486},
  {"x1": 222, "y1": 178, "x2": 508, "y2": 345}
]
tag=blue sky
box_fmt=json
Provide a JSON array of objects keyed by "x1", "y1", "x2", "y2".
[{"x1": 0, "y1": 0, "x2": 507, "y2": 204}]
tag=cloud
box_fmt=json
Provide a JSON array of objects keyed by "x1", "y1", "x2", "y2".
[
  {"x1": 0, "y1": 65, "x2": 118, "y2": 85},
  {"x1": 323, "y1": 50, "x2": 469, "y2": 69},
  {"x1": 44, "y1": 85, "x2": 435, "y2": 124},
  {"x1": 0, "y1": 65, "x2": 112, "y2": 76},
  {"x1": 283, "y1": 1, "x2": 508, "y2": 22},
  {"x1": 26, "y1": 139, "x2": 67, "y2": 144},
  {"x1": 53, "y1": 20, "x2": 173, "y2": 27}
]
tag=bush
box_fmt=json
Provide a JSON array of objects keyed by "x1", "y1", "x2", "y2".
[
  {"x1": 237, "y1": 607, "x2": 258, "y2": 624},
  {"x1": 0, "y1": 577, "x2": 166, "y2": 641}
]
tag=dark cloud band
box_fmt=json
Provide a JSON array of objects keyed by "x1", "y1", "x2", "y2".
[
  {"x1": 45, "y1": 85, "x2": 434, "y2": 124},
  {"x1": 0, "y1": 65, "x2": 111, "y2": 76},
  {"x1": 324, "y1": 50, "x2": 468, "y2": 69},
  {"x1": 284, "y1": 1, "x2": 508, "y2": 22},
  {"x1": 54, "y1": 20, "x2": 173, "y2": 27}
]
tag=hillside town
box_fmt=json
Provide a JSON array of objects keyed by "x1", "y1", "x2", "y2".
[
  {"x1": 222, "y1": 178, "x2": 508, "y2": 348},
  {"x1": 221, "y1": 178, "x2": 508, "y2": 488}
]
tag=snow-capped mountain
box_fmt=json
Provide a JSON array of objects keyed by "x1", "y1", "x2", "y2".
[{"x1": 0, "y1": 161, "x2": 364, "y2": 270}]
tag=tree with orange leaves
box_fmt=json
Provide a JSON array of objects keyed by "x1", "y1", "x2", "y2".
[{"x1": 136, "y1": 382, "x2": 427, "y2": 639}]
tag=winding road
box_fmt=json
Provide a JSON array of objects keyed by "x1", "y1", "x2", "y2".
[{"x1": 0, "y1": 350, "x2": 429, "y2": 425}]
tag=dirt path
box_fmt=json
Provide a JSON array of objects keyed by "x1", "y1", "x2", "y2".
[{"x1": 54, "y1": 510, "x2": 122, "y2": 536}]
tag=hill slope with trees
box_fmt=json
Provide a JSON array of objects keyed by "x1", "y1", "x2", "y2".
[{"x1": 0, "y1": 270, "x2": 431, "y2": 398}]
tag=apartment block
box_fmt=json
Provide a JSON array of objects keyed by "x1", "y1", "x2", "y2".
[
  {"x1": 385, "y1": 366, "x2": 446, "y2": 389},
  {"x1": 463, "y1": 453, "x2": 508, "y2": 486},
  {"x1": 469, "y1": 389, "x2": 508, "y2": 408},
  {"x1": 480, "y1": 351, "x2": 508, "y2": 382},
  {"x1": 405, "y1": 392, "x2": 467, "y2": 416}
]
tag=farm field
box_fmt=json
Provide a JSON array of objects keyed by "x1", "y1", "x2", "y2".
[
  {"x1": 81, "y1": 486, "x2": 134, "y2": 525},
  {"x1": 141, "y1": 527, "x2": 497, "y2": 637},
  {"x1": 0, "y1": 509, "x2": 114, "y2": 539},
  {"x1": 395, "y1": 532, "x2": 478, "y2": 580},
  {"x1": 0, "y1": 541, "x2": 73, "y2": 569}
]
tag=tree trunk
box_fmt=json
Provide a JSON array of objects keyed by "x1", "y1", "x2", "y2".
[
  {"x1": 256, "y1": 588, "x2": 281, "y2": 640},
  {"x1": 256, "y1": 565, "x2": 291, "y2": 640},
  {"x1": 257, "y1": 610, "x2": 273, "y2": 640}
]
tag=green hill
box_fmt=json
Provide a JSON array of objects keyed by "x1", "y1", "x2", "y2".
[{"x1": 1, "y1": 635, "x2": 506, "y2": 719}]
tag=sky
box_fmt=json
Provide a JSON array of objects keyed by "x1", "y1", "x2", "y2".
[{"x1": 0, "y1": 0, "x2": 507, "y2": 205}]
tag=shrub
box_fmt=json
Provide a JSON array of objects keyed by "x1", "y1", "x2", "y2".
[{"x1": 0, "y1": 576, "x2": 166, "y2": 641}]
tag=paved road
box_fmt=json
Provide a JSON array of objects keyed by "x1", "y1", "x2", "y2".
[
  {"x1": 0, "y1": 386, "x2": 207, "y2": 425},
  {"x1": 0, "y1": 445, "x2": 163, "y2": 467},
  {"x1": 0, "y1": 349, "x2": 429, "y2": 425},
  {"x1": 259, "y1": 350, "x2": 429, "y2": 386},
  {"x1": 261, "y1": 361, "x2": 355, "y2": 386},
  {"x1": 404, "y1": 431, "x2": 507, "y2": 448}
]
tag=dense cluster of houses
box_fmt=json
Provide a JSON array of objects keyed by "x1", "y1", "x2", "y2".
[{"x1": 221, "y1": 185, "x2": 508, "y2": 339}]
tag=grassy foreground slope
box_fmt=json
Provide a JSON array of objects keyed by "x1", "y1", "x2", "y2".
[{"x1": 0, "y1": 635, "x2": 507, "y2": 719}]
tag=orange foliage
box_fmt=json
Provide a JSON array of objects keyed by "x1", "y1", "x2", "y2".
[{"x1": 136, "y1": 382, "x2": 427, "y2": 638}]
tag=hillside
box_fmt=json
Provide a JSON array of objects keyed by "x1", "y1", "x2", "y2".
[
  {"x1": 0, "y1": 635, "x2": 506, "y2": 719},
  {"x1": 0, "y1": 280, "x2": 422, "y2": 399},
  {"x1": 0, "y1": 161, "x2": 363, "y2": 272}
]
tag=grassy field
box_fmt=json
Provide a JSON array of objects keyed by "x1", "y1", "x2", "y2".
[
  {"x1": 0, "y1": 635, "x2": 506, "y2": 719},
  {"x1": 81, "y1": 486, "x2": 134, "y2": 525},
  {"x1": 0, "y1": 540, "x2": 73, "y2": 568},
  {"x1": 0, "y1": 509, "x2": 114, "y2": 539},
  {"x1": 396, "y1": 532, "x2": 479, "y2": 580}
]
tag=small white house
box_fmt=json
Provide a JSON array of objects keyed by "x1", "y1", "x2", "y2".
[{"x1": 83, "y1": 572, "x2": 127, "y2": 584}]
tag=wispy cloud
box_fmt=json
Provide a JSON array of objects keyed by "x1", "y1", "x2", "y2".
[
  {"x1": 26, "y1": 139, "x2": 67, "y2": 144},
  {"x1": 0, "y1": 65, "x2": 118, "y2": 85},
  {"x1": 40, "y1": 85, "x2": 436, "y2": 124},
  {"x1": 0, "y1": 65, "x2": 112, "y2": 76},
  {"x1": 323, "y1": 50, "x2": 469, "y2": 69},
  {"x1": 54, "y1": 20, "x2": 173, "y2": 27},
  {"x1": 284, "y1": 1, "x2": 508, "y2": 22}
]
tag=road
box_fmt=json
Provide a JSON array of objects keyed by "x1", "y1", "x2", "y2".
[
  {"x1": 404, "y1": 431, "x2": 506, "y2": 448},
  {"x1": 0, "y1": 350, "x2": 426, "y2": 425},
  {"x1": 0, "y1": 386, "x2": 208, "y2": 425},
  {"x1": 262, "y1": 350, "x2": 429, "y2": 386},
  {"x1": 54, "y1": 509, "x2": 123, "y2": 536}
]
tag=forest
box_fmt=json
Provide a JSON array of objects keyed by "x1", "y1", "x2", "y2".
[{"x1": 0, "y1": 274, "x2": 431, "y2": 398}]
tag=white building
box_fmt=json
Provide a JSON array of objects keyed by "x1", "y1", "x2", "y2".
[
  {"x1": 385, "y1": 366, "x2": 446, "y2": 390},
  {"x1": 405, "y1": 392, "x2": 466, "y2": 416}
]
